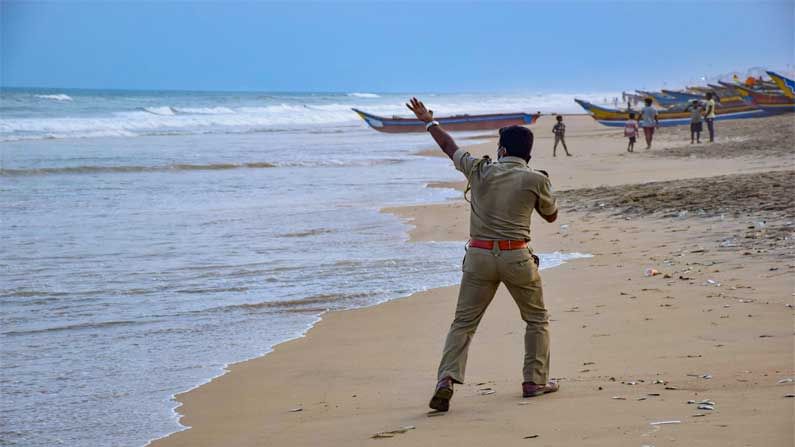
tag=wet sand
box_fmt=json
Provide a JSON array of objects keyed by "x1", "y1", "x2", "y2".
[{"x1": 152, "y1": 114, "x2": 794, "y2": 447}]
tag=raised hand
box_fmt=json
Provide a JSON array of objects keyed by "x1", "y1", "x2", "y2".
[{"x1": 406, "y1": 97, "x2": 434, "y2": 123}]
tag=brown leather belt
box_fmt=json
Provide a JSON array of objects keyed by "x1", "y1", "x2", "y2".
[{"x1": 468, "y1": 239, "x2": 527, "y2": 250}]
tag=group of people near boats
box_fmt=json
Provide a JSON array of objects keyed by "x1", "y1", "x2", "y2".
[
  {"x1": 550, "y1": 92, "x2": 719, "y2": 156},
  {"x1": 622, "y1": 93, "x2": 717, "y2": 151}
]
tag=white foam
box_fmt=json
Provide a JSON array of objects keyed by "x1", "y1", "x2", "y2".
[
  {"x1": 173, "y1": 107, "x2": 236, "y2": 115},
  {"x1": 34, "y1": 94, "x2": 73, "y2": 101},
  {"x1": 2, "y1": 92, "x2": 624, "y2": 141},
  {"x1": 143, "y1": 106, "x2": 177, "y2": 116},
  {"x1": 347, "y1": 92, "x2": 380, "y2": 98}
]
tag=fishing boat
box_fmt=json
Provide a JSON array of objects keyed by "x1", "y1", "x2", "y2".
[
  {"x1": 660, "y1": 89, "x2": 704, "y2": 102},
  {"x1": 730, "y1": 74, "x2": 795, "y2": 114},
  {"x1": 573, "y1": 99, "x2": 764, "y2": 127},
  {"x1": 352, "y1": 108, "x2": 539, "y2": 133},
  {"x1": 636, "y1": 90, "x2": 681, "y2": 107},
  {"x1": 767, "y1": 71, "x2": 795, "y2": 99}
]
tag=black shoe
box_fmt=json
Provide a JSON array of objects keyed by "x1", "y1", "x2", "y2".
[{"x1": 429, "y1": 377, "x2": 454, "y2": 412}]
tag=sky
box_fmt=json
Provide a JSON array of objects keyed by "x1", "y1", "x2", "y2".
[{"x1": 1, "y1": 1, "x2": 793, "y2": 93}]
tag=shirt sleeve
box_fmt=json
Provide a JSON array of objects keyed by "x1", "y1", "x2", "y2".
[
  {"x1": 452, "y1": 148, "x2": 479, "y2": 179},
  {"x1": 535, "y1": 176, "x2": 558, "y2": 216}
]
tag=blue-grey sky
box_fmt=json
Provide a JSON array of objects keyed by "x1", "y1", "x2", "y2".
[{"x1": 2, "y1": 1, "x2": 793, "y2": 92}]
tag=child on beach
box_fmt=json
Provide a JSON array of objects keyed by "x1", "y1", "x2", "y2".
[
  {"x1": 624, "y1": 112, "x2": 638, "y2": 152},
  {"x1": 685, "y1": 99, "x2": 703, "y2": 144},
  {"x1": 552, "y1": 115, "x2": 571, "y2": 157}
]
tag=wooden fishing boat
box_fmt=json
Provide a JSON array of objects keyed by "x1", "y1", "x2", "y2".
[
  {"x1": 352, "y1": 108, "x2": 539, "y2": 133},
  {"x1": 573, "y1": 99, "x2": 764, "y2": 127},
  {"x1": 660, "y1": 89, "x2": 703, "y2": 102},
  {"x1": 731, "y1": 76, "x2": 795, "y2": 114},
  {"x1": 767, "y1": 71, "x2": 795, "y2": 99},
  {"x1": 717, "y1": 81, "x2": 781, "y2": 102},
  {"x1": 636, "y1": 90, "x2": 681, "y2": 107}
]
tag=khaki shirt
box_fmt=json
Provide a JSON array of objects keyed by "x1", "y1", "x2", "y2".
[
  {"x1": 705, "y1": 99, "x2": 716, "y2": 118},
  {"x1": 453, "y1": 149, "x2": 558, "y2": 242}
]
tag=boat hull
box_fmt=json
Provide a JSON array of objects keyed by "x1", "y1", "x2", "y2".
[
  {"x1": 732, "y1": 80, "x2": 795, "y2": 114},
  {"x1": 757, "y1": 103, "x2": 795, "y2": 114},
  {"x1": 767, "y1": 71, "x2": 795, "y2": 99},
  {"x1": 594, "y1": 109, "x2": 767, "y2": 127},
  {"x1": 574, "y1": 99, "x2": 765, "y2": 127},
  {"x1": 353, "y1": 109, "x2": 539, "y2": 133}
]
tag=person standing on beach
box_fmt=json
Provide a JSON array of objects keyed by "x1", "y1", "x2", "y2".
[
  {"x1": 685, "y1": 99, "x2": 703, "y2": 144},
  {"x1": 551, "y1": 115, "x2": 572, "y2": 157},
  {"x1": 624, "y1": 112, "x2": 639, "y2": 152},
  {"x1": 640, "y1": 97, "x2": 659, "y2": 149},
  {"x1": 405, "y1": 97, "x2": 560, "y2": 412},
  {"x1": 704, "y1": 92, "x2": 716, "y2": 142}
]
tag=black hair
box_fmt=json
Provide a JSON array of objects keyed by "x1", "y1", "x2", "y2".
[
  {"x1": 498, "y1": 126, "x2": 534, "y2": 161},
  {"x1": 628, "y1": 112, "x2": 635, "y2": 119},
  {"x1": 706, "y1": 92, "x2": 714, "y2": 99},
  {"x1": 556, "y1": 115, "x2": 563, "y2": 121},
  {"x1": 644, "y1": 97, "x2": 653, "y2": 106}
]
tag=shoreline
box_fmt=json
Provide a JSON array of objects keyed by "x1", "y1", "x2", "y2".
[
  {"x1": 146, "y1": 234, "x2": 590, "y2": 446},
  {"x1": 151, "y1": 114, "x2": 793, "y2": 447}
]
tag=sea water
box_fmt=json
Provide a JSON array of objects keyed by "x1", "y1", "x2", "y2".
[{"x1": 0, "y1": 89, "x2": 593, "y2": 446}]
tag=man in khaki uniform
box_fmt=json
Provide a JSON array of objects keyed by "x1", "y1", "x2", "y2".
[{"x1": 406, "y1": 98, "x2": 559, "y2": 412}]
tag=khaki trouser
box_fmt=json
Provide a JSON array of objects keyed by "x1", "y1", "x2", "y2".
[{"x1": 437, "y1": 245, "x2": 549, "y2": 385}]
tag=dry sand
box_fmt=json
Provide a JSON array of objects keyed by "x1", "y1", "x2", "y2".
[{"x1": 152, "y1": 114, "x2": 794, "y2": 447}]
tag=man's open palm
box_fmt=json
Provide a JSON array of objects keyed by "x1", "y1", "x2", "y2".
[{"x1": 406, "y1": 97, "x2": 434, "y2": 123}]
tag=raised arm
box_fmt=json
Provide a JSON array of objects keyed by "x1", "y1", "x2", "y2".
[{"x1": 406, "y1": 97, "x2": 459, "y2": 160}]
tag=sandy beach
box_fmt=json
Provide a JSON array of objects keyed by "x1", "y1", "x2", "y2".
[{"x1": 152, "y1": 114, "x2": 794, "y2": 447}]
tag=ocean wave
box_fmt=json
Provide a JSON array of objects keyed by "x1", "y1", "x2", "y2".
[
  {"x1": 141, "y1": 106, "x2": 235, "y2": 116},
  {"x1": 34, "y1": 94, "x2": 73, "y2": 101},
  {"x1": 142, "y1": 106, "x2": 176, "y2": 116},
  {"x1": 1, "y1": 91, "x2": 624, "y2": 142},
  {"x1": 175, "y1": 106, "x2": 235, "y2": 114},
  {"x1": 347, "y1": 92, "x2": 380, "y2": 98},
  {"x1": 0, "y1": 162, "x2": 277, "y2": 176},
  {"x1": 278, "y1": 228, "x2": 337, "y2": 238},
  {"x1": 2, "y1": 319, "x2": 144, "y2": 336},
  {"x1": 0, "y1": 158, "x2": 405, "y2": 176},
  {"x1": 0, "y1": 103, "x2": 369, "y2": 141},
  {"x1": 196, "y1": 291, "x2": 380, "y2": 315}
]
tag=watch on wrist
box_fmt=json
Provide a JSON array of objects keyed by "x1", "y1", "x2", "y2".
[{"x1": 425, "y1": 120, "x2": 440, "y2": 131}]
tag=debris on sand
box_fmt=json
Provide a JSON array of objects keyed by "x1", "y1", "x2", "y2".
[
  {"x1": 288, "y1": 407, "x2": 303, "y2": 412},
  {"x1": 371, "y1": 426, "x2": 416, "y2": 439},
  {"x1": 650, "y1": 420, "x2": 681, "y2": 426},
  {"x1": 523, "y1": 434, "x2": 540, "y2": 439}
]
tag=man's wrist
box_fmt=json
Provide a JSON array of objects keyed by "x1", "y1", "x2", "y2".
[{"x1": 425, "y1": 120, "x2": 440, "y2": 131}]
